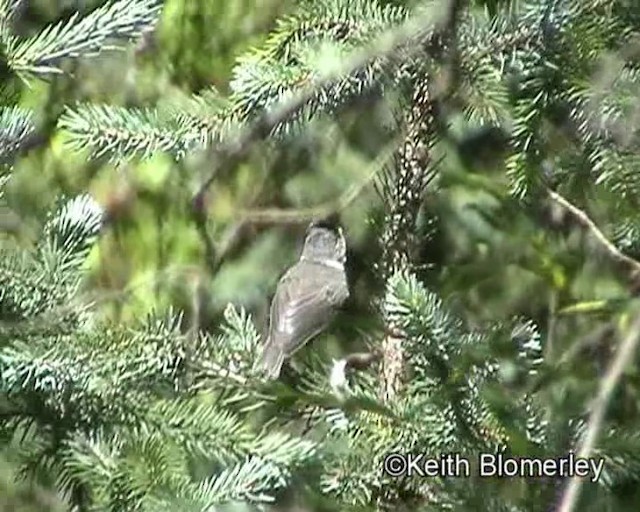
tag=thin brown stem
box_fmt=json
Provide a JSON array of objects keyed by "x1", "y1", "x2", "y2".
[
  {"x1": 547, "y1": 188, "x2": 640, "y2": 277},
  {"x1": 556, "y1": 313, "x2": 640, "y2": 512}
]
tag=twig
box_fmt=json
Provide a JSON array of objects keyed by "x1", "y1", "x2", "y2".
[
  {"x1": 547, "y1": 188, "x2": 640, "y2": 277},
  {"x1": 556, "y1": 312, "x2": 640, "y2": 512},
  {"x1": 236, "y1": 205, "x2": 337, "y2": 225},
  {"x1": 237, "y1": 138, "x2": 398, "y2": 224},
  {"x1": 330, "y1": 350, "x2": 382, "y2": 395},
  {"x1": 209, "y1": 137, "x2": 399, "y2": 274},
  {"x1": 193, "y1": 360, "x2": 248, "y2": 387},
  {"x1": 546, "y1": 290, "x2": 558, "y2": 359},
  {"x1": 343, "y1": 349, "x2": 383, "y2": 370},
  {"x1": 208, "y1": 167, "x2": 272, "y2": 274},
  {"x1": 191, "y1": 187, "x2": 217, "y2": 274},
  {"x1": 182, "y1": 273, "x2": 204, "y2": 391}
]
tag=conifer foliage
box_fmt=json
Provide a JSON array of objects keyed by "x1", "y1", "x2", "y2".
[{"x1": 2, "y1": 0, "x2": 640, "y2": 511}]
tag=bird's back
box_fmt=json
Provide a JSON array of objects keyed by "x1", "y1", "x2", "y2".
[{"x1": 268, "y1": 260, "x2": 348, "y2": 357}]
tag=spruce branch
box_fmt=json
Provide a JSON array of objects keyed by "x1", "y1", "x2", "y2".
[
  {"x1": 377, "y1": 0, "x2": 467, "y2": 401},
  {"x1": 377, "y1": 78, "x2": 438, "y2": 280},
  {"x1": 192, "y1": 1, "x2": 451, "y2": 204},
  {"x1": 0, "y1": 194, "x2": 104, "y2": 327},
  {"x1": 37, "y1": 194, "x2": 105, "y2": 274},
  {"x1": 0, "y1": 106, "x2": 35, "y2": 164},
  {"x1": 147, "y1": 399, "x2": 258, "y2": 464},
  {"x1": 60, "y1": 88, "x2": 236, "y2": 162},
  {"x1": 188, "y1": 2, "x2": 451, "y2": 280},
  {"x1": 4, "y1": 0, "x2": 162, "y2": 79},
  {"x1": 0, "y1": 251, "x2": 68, "y2": 320},
  {"x1": 152, "y1": 439, "x2": 317, "y2": 509},
  {"x1": 557, "y1": 313, "x2": 640, "y2": 512},
  {"x1": 185, "y1": 456, "x2": 283, "y2": 505},
  {"x1": 234, "y1": 0, "x2": 406, "y2": 67},
  {"x1": 0, "y1": 0, "x2": 22, "y2": 40},
  {"x1": 229, "y1": 0, "x2": 408, "y2": 131},
  {"x1": 58, "y1": 104, "x2": 196, "y2": 162},
  {"x1": 380, "y1": 272, "x2": 546, "y2": 454},
  {"x1": 0, "y1": 0, "x2": 21, "y2": 23},
  {"x1": 191, "y1": 359, "x2": 248, "y2": 387}
]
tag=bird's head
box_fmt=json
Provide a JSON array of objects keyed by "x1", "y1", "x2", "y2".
[{"x1": 301, "y1": 220, "x2": 346, "y2": 265}]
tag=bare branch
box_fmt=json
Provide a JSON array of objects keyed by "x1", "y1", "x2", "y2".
[
  {"x1": 547, "y1": 188, "x2": 640, "y2": 277},
  {"x1": 237, "y1": 138, "x2": 398, "y2": 224},
  {"x1": 556, "y1": 312, "x2": 640, "y2": 512}
]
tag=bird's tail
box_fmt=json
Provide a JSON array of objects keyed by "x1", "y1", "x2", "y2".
[{"x1": 256, "y1": 338, "x2": 285, "y2": 379}]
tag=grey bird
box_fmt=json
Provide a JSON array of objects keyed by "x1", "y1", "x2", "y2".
[{"x1": 257, "y1": 222, "x2": 349, "y2": 379}]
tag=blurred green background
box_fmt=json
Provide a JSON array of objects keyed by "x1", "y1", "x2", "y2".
[
  {"x1": 6, "y1": 0, "x2": 395, "y2": 364},
  {"x1": 6, "y1": 0, "x2": 632, "y2": 369},
  {"x1": 4, "y1": 0, "x2": 640, "y2": 509}
]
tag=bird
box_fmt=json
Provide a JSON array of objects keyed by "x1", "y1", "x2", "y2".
[{"x1": 256, "y1": 221, "x2": 350, "y2": 379}]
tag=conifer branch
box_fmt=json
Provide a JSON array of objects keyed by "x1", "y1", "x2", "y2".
[
  {"x1": 0, "y1": 0, "x2": 22, "y2": 39},
  {"x1": 378, "y1": 0, "x2": 466, "y2": 401},
  {"x1": 5, "y1": 0, "x2": 162, "y2": 78},
  {"x1": 189, "y1": 3, "x2": 449, "y2": 279},
  {"x1": 192, "y1": 2, "x2": 450, "y2": 205},
  {"x1": 58, "y1": 104, "x2": 195, "y2": 161},
  {"x1": 0, "y1": 106, "x2": 35, "y2": 163},
  {"x1": 59, "y1": 88, "x2": 233, "y2": 162}
]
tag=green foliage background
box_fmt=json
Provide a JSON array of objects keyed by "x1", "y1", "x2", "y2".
[
  {"x1": 8, "y1": 0, "x2": 386, "y2": 340},
  {"x1": 3, "y1": 0, "x2": 640, "y2": 510}
]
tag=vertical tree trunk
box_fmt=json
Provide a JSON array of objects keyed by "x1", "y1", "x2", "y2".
[{"x1": 379, "y1": 78, "x2": 437, "y2": 400}]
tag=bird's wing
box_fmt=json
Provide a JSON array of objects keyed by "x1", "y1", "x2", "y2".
[{"x1": 270, "y1": 264, "x2": 344, "y2": 355}]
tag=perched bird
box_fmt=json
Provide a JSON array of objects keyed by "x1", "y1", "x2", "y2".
[{"x1": 257, "y1": 221, "x2": 350, "y2": 379}]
